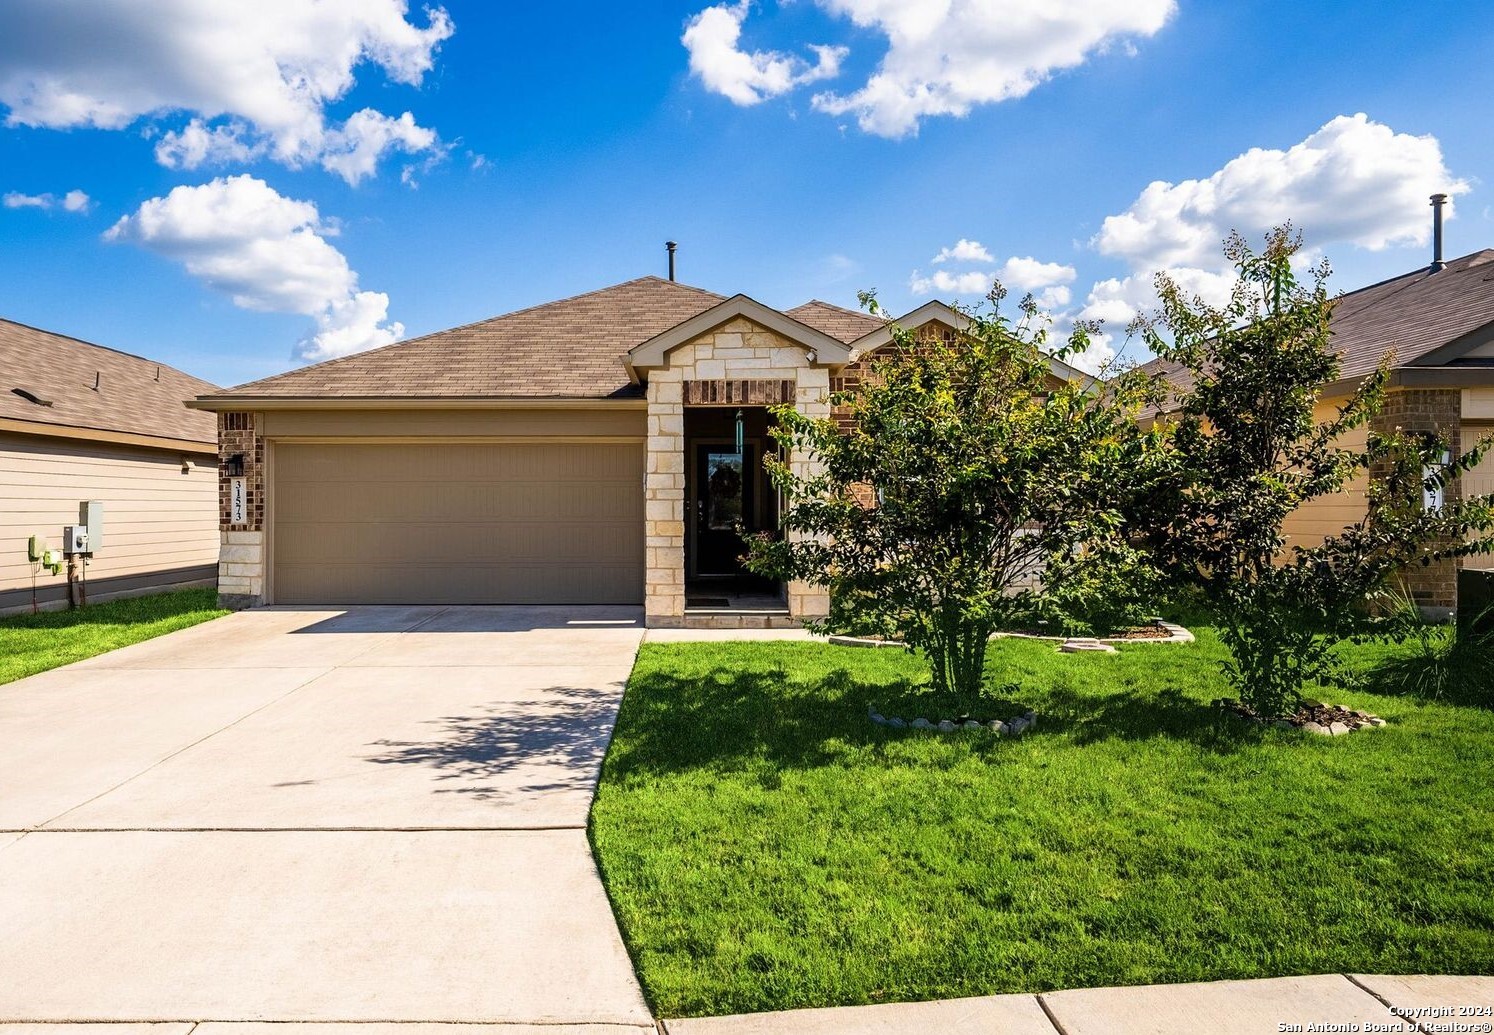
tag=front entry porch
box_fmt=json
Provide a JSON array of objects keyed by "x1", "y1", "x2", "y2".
[
  {"x1": 681, "y1": 405, "x2": 794, "y2": 628},
  {"x1": 635, "y1": 308, "x2": 839, "y2": 628}
]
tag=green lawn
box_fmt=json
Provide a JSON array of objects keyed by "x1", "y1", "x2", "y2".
[
  {"x1": 589, "y1": 629, "x2": 1494, "y2": 1017},
  {"x1": 0, "y1": 588, "x2": 228, "y2": 684}
]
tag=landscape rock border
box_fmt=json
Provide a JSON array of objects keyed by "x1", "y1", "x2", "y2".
[
  {"x1": 829, "y1": 620, "x2": 1194, "y2": 652},
  {"x1": 1213, "y1": 697, "x2": 1387, "y2": 735},
  {"x1": 869, "y1": 705, "x2": 1037, "y2": 736}
]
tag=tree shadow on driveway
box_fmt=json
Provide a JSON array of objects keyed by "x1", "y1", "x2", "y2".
[{"x1": 362, "y1": 685, "x2": 623, "y2": 802}]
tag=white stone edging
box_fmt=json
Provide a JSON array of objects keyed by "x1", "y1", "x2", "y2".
[
  {"x1": 830, "y1": 620, "x2": 1194, "y2": 652},
  {"x1": 869, "y1": 706, "x2": 1037, "y2": 736}
]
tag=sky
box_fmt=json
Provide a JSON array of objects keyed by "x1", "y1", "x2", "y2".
[{"x1": 1, "y1": 1, "x2": 1491, "y2": 387}]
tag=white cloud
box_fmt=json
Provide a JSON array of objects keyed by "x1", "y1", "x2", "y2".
[
  {"x1": 0, "y1": 1, "x2": 452, "y2": 182},
  {"x1": 909, "y1": 268, "x2": 993, "y2": 296},
  {"x1": 910, "y1": 251, "x2": 1076, "y2": 299},
  {"x1": 1072, "y1": 114, "x2": 1470, "y2": 341},
  {"x1": 320, "y1": 109, "x2": 438, "y2": 185},
  {"x1": 931, "y1": 238, "x2": 993, "y2": 264},
  {"x1": 998, "y1": 256, "x2": 1076, "y2": 292},
  {"x1": 682, "y1": 1, "x2": 1173, "y2": 133},
  {"x1": 683, "y1": 1, "x2": 846, "y2": 106},
  {"x1": 812, "y1": 0, "x2": 1174, "y2": 137},
  {"x1": 3, "y1": 191, "x2": 50, "y2": 208},
  {"x1": 4, "y1": 188, "x2": 91, "y2": 212},
  {"x1": 104, "y1": 175, "x2": 403, "y2": 362},
  {"x1": 155, "y1": 119, "x2": 266, "y2": 169},
  {"x1": 1094, "y1": 113, "x2": 1469, "y2": 271}
]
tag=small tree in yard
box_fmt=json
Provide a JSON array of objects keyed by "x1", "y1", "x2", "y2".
[
  {"x1": 1138, "y1": 226, "x2": 1494, "y2": 716},
  {"x1": 747, "y1": 289, "x2": 1159, "y2": 700}
]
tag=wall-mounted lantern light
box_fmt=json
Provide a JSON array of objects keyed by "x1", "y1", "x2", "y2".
[{"x1": 224, "y1": 453, "x2": 245, "y2": 478}]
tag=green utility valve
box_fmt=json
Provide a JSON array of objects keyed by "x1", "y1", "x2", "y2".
[{"x1": 27, "y1": 536, "x2": 63, "y2": 575}]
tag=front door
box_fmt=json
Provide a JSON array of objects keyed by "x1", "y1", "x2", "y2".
[{"x1": 693, "y1": 443, "x2": 756, "y2": 577}]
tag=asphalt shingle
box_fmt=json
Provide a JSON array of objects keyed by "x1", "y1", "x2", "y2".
[{"x1": 1, "y1": 318, "x2": 217, "y2": 444}]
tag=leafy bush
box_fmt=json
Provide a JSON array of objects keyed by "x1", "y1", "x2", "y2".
[
  {"x1": 1037, "y1": 538, "x2": 1163, "y2": 637},
  {"x1": 1137, "y1": 227, "x2": 1494, "y2": 716},
  {"x1": 1346, "y1": 587, "x2": 1494, "y2": 705},
  {"x1": 749, "y1": 288, "x2": 1159, "y2": 699}
]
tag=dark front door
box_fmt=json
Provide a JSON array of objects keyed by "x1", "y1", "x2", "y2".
[{"x1": 693, "y1": 443, "x2": 756, "y2": 576}]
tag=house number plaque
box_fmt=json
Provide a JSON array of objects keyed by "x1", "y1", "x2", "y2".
[{"x1": 231, "y1": 477, "x2": 247, "y2": 524}]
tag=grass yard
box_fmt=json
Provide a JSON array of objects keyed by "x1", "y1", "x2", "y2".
[
  {"x1": 589, "y1": 628, "x2": 1494, "y2": 1017},
  {"x1": 0, "y1": 588, "x2": 228, "y2": 684}
]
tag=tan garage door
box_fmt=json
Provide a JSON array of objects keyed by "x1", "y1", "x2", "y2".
[{"x1": 271, "y1": 441, "x2": 644, "y2": 605}]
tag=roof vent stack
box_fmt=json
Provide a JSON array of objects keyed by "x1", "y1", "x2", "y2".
[
  {"x1": 1430, "y1": 193, "x2": 1448, "y2": 273},
  {"x1": 666, "y1": 241, "x2": 677, "y2": 282}
]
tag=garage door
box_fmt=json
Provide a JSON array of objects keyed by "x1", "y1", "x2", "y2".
[{"x1": 271, "y1": 441, "x2": 644, "y2": 605}]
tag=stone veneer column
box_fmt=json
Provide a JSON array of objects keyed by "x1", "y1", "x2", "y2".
[
  {"x1": 644, "y1": 373, "x2": 687, "y2": 625},
  {"x1": 1372, "y1": 388, "x2": 1464, "y2": 614},
  {"x1": 641, "y1": 316, "x2": 833, "y2": 626},
  {"x1": 786, "y1": 368, "x2": 831, "y2": 620},
  {"x1": 217, "y1": 411, "x2": 266, "y2": 609}
]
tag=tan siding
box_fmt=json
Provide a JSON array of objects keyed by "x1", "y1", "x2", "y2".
[
  {"x1": 1465, "y1": 423, "x2": 1494, "y2": 498},
  {"x1": 1465, "y1": 389, "x2": 1494, "y2": 420},
  {"x1": 271, "y1": 441, "x2": 644, "y2": 605},
  {"x1": 0, "y1": 432, "x2": 219, "y2": 595},
  {"x1": 1280, "y1": 399, "x2": 1371, "y2": 552},
  {"x1": 260, "y1": 407, "x2": 645, "y2": 439}
]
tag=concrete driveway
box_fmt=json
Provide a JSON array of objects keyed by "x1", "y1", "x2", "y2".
[{"x1": 0, "y1": 606, "x2": 653, "y2": 1031}]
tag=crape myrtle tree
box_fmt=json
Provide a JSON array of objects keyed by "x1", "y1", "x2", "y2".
[
  {"x1": 1137, "y1": 226, "x2": 1494, "y2": 716},
  {"x1": 746, "y1": 287, "x2": 1160, "y2": 700}
]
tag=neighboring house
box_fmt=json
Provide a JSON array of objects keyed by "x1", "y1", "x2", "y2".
[
  {"x1": 1, "y1": 318, "x2": 220, "y2": 615},
  {"x1": 1142, "y1": 249, "x2": 1494, "y2": 615},
  {"x1": 189, "y1": 278, "x2": 1091, "y2": 627}
]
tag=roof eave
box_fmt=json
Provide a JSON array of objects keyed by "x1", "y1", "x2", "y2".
[
  {"x1": 628, "y1": 294, "x2": 853, "y2": 369},
  {"x1": 187, "y1": 395, "x2": 649, "y2": 412},
  {"x1": 848, "y1": 299, "x2": 1099, "y2": 388},
  {"x1": 0, "y1": 415, "x2": 217, "y2": 454}
]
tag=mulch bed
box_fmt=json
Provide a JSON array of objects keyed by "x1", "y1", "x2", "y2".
[{"x1": 1213, "y1": 697, "x2": 1387, "y2": 735}]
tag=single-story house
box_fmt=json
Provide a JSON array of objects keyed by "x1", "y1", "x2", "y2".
[
  {"x1": 1, "y1": 318, "x2": 220, "y2": 615},
  {"x1": 189, "y1": 277, "x2": 1089, "y2": 627},
  {"x1": 1143, "y1": 248, "x2": 1494, "y2": 615}
]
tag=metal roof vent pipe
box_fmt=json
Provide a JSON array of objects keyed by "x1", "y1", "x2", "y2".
[
  {"x1": 1430, "y1": 193, "x2": 1448, "y2": 273},
  {"x1": 666, "y1": 240, "x2": 677, "y2": 281}
]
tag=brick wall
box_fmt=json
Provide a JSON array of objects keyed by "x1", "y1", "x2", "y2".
[
  {"x1": 217, "y1": 411, "x2": 266, "y2": 608},
  {"x1": 1371, "y1": 388, "x2": 1464, "y2": 612},
  {"x1": 830, "y1": 321, "x2": 958, "y2": 432}
]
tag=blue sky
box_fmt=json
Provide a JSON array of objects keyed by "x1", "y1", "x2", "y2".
[{"x1": 2, "y1": 1, "x2": 1491, "y2": 387}]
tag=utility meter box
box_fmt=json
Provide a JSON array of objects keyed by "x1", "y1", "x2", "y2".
[
  {"x1": 80, "y1": 501, "x2": 103, "y2": 551},
  {"x1": 62, "y1": 525, "x2": 88, "y2": 555}
]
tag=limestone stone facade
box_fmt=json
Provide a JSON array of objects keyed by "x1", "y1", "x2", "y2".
[{"x1": 641, "y1": 316, "x2": 833, "y2": 626}]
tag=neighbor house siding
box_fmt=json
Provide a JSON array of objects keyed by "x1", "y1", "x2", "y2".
[
  {"x1": 1279, "y1": 397, "x2": 1372, "y2": 552},
  {"x1": 0, "y1": 432, "x2": 219, "y2": 614},
  {"x1": 1463, "y1": 421, "x2": 1494, "y2": 500}
]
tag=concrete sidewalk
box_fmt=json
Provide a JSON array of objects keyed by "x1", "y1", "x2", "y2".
[{"x1": 663, "y1": 974, "x2": 1494, "y2": 1034}]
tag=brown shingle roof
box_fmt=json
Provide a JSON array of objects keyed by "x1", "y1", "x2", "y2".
[
  {"x1": 207, "y1": 276, "x2": 726, "y2": 401},
  {"x1": 0, "y1": 318, "x2": 217, "y2": 445},
  {"x1": 785, "y1": 300, "x2": 886, "y2": 343},
  {"x1": 1140, "y1": 249, "x2": 1494, "y2": 394}
]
